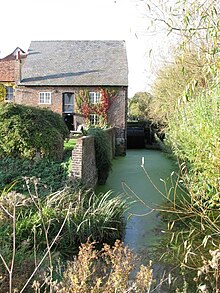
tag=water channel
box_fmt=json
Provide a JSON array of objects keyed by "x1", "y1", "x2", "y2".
[{"x1": 96, "y1": 149, "x2": 177, "y2": 287}]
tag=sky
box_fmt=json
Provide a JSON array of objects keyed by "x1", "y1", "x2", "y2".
[{"x1": 0, "y1": 0, "x2": 173, "y2": 97}]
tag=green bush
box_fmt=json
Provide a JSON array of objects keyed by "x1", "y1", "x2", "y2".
[
  {"x1": 87, "y1": 127, "x2": 112, "y2": 185},
  {"x1": 0, "y1": 156, "x2": 70, "y2": 195},
  {"x1": 0, "y1": 103, "x2": 69, "y2": 160}
]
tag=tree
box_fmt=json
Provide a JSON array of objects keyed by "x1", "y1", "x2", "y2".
[
  {"x1": 150, "y1": 46, "x2": 210, "y2": 125},
  {"x1": 128, "y1": 92, "x2": 153, "y2": 120}
]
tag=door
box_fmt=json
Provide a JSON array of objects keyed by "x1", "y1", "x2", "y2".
[
  {"x1": 62, "y1": 93, "x2": 74, "y2": 131},
  {"x1": 62, "y1": 92, "x2": 74, "y2": 113}
]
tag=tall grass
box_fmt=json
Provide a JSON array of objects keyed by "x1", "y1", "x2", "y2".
[
  {"x1": 158, "y1": 85, "x2": 220, "y2": 291},
  {"x1": 165, "y1": 86, "x2": 220, "y2": 207},
  {"x1": 0, "y1": 182, "x2": 127, "y2": 259},
  {"x1": 0, "y1": 182, "x2": 127, "y2": 291}
]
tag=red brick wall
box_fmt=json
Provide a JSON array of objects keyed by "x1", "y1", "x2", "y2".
[
  {"x1": 104, "y1": 127, "x2": 116, "y2": 159},
  {"x1": 15, "y1": 86, "x2": 64, "y2": 113},
  {"x1": 72, "y1": 135, "x2": 98, "y2": 189},
  {"x1": 0, "y1": 57, "x2": 25, "y2": 83},
  {"x1": 16, "y1": 85, "x2": 128, "y2": 154},
  {"x1": 108, "y1": 87, "x2": 128, "y2": 155},
  {"x1": 72, "y1": 128, "x2": 116, "y2": 188},
  {"x1": 0, "y1": 60, "x2": 18, "y2": 82}
]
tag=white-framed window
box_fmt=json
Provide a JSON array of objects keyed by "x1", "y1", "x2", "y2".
[
  {"x1": 39, "y1": 92, "x2": 51, "y2": 104},
  {"x1": 5, "y1": 86, "x2": 14, "y2": 101},
  {"x1": 89, "y1": 91, "x2": 101, "y2": 104},
  {"x1": 89, "y1": 114, "x2": 99, "y2": 125}
]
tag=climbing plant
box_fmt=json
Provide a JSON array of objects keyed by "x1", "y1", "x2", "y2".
[
  {"x1": 75, "y1": 88, "x2": 118, "y2": 127},
  {"x1": 0, "y1": 84, "x2": 6, "y2": 102}
]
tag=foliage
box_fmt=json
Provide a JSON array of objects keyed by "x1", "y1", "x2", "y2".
[
  {"x1": 128, "y1": 91, "x2": 153, "y2": 120},
  {"x1": 145, "y1": 1, "x2": 220, "y2": 291},
  {"x1": 195, "y1": 249, "x2": 220, "y2": 292},
  {"x1": 0, "y1": 156, "x2": 70, "y2": 195},
  {"x1": 51, "y1": 240, "x2": 153, "y2": 293},
  {"x1": 0, "y1": 184, "x2": 127, "y2": 292},
  {"x1": 0, "y1": 244, "x2": 45, "y2": 293},
  {"x1": 75, "y1": 88, "x2": 118, "y2": 127},
  {"x1": 160, "y1": 187, "x2": 220, "y2": 292},
  {"x1": 37, "y1": 107, "x2": 69, "y2": 140},
  {"x1": 87, "y1": 127, "x2": 112, "y2": 184},
  {"x1": 0, "y1": 83, "x2": 6, "y2": 102},
  {"x1": 150, "y1": 46, "x2": 211, "y2": 126},
  {"x1": 165, "y1": 86, "x2": 220, "y2": 207},
  {"x1": 0, "y1": 185, "x2": 126, "y2": 259},
  {"x1": 0, "y1": 103, "x2": 69, "y2": 160},
  {"x1": 64, "y1": 138, "x2": 77, "y2": 152}
]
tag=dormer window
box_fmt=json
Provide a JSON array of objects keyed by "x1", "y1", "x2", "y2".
[
  {"x1": 5, "y1": 86, "x2": 14, "y2": 101},
  {"x1": 89, "y1": 91, "x2": 101, "y2": 104}
]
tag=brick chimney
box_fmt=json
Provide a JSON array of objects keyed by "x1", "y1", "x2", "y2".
[{"x1": 15, "y1": 50, "x2": 22, "y2": 83}]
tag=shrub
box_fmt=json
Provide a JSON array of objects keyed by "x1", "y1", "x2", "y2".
[
  {"x1": 0, "y1": 103, "x2": 69, "y2": 160},
  {"x1": 52, "y1": 240, "x2": 153, "y2": 293},
  {"x1": 87, "y1": 127, "x2": 112, "y2": 184},
  {"x1": 0, "y1": 156, "x2": 69, "y2": 195}
]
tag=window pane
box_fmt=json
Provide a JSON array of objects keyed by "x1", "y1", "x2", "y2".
[
  {"x1": 5, "y1": 86, "x2": 14, "y2": 101},
  {"x1": 39, "y1": 92, "x2": 51, "y2": 104},
  {"x1": 90, "y1": 114, "x2": 99, "y2": 125},
  {"x1": 90, "y1": 91, "x2": 101, "y2": 104}
]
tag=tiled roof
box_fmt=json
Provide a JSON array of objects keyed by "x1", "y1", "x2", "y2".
[
  {"x1": 0, "y1": 47, "x2": 26, "y2": 61},
  {"x1": 0, "y1": 47, "x2": 26, "y2": 82},
  {"x1": 0, "y1": 60, "x2": 16, "y2": 82},
  {"x1": 20, "y1": 40, "x2": 128, "y2": 86}
]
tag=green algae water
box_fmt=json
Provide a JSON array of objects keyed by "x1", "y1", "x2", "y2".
[{"x1": 96, "y1": 149, "x2": 176, "y2": 260}]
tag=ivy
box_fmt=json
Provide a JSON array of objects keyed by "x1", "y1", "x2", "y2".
[{"x1": 75, "y1": 88, "x2": 119, "y2": 127}]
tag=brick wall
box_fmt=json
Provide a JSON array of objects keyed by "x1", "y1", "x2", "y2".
[
  {"x1": 15, "y1": 86, "x2": 64, "y2": 113},
  {"x1": 107, "y1": 87, "x2": 127, "y2": 155},
  {"x1": 72, "y1": 135, "x2": 97, "y2": 189},
  {"x1": 0, "y1": 57, "x2": 25, "y2": 83},
  {"x1": 104, "y1": 127, "x2": 115, "y2": 159},
  {"x1": 16, "y1": 85, "x2": 128, "y2": 154},
  {"x1": 72, "y1": 127, "x2": 116, "y2": 189},
  {"x1": 0, "y1": 60, "x2": 17, "y2": 82}
]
